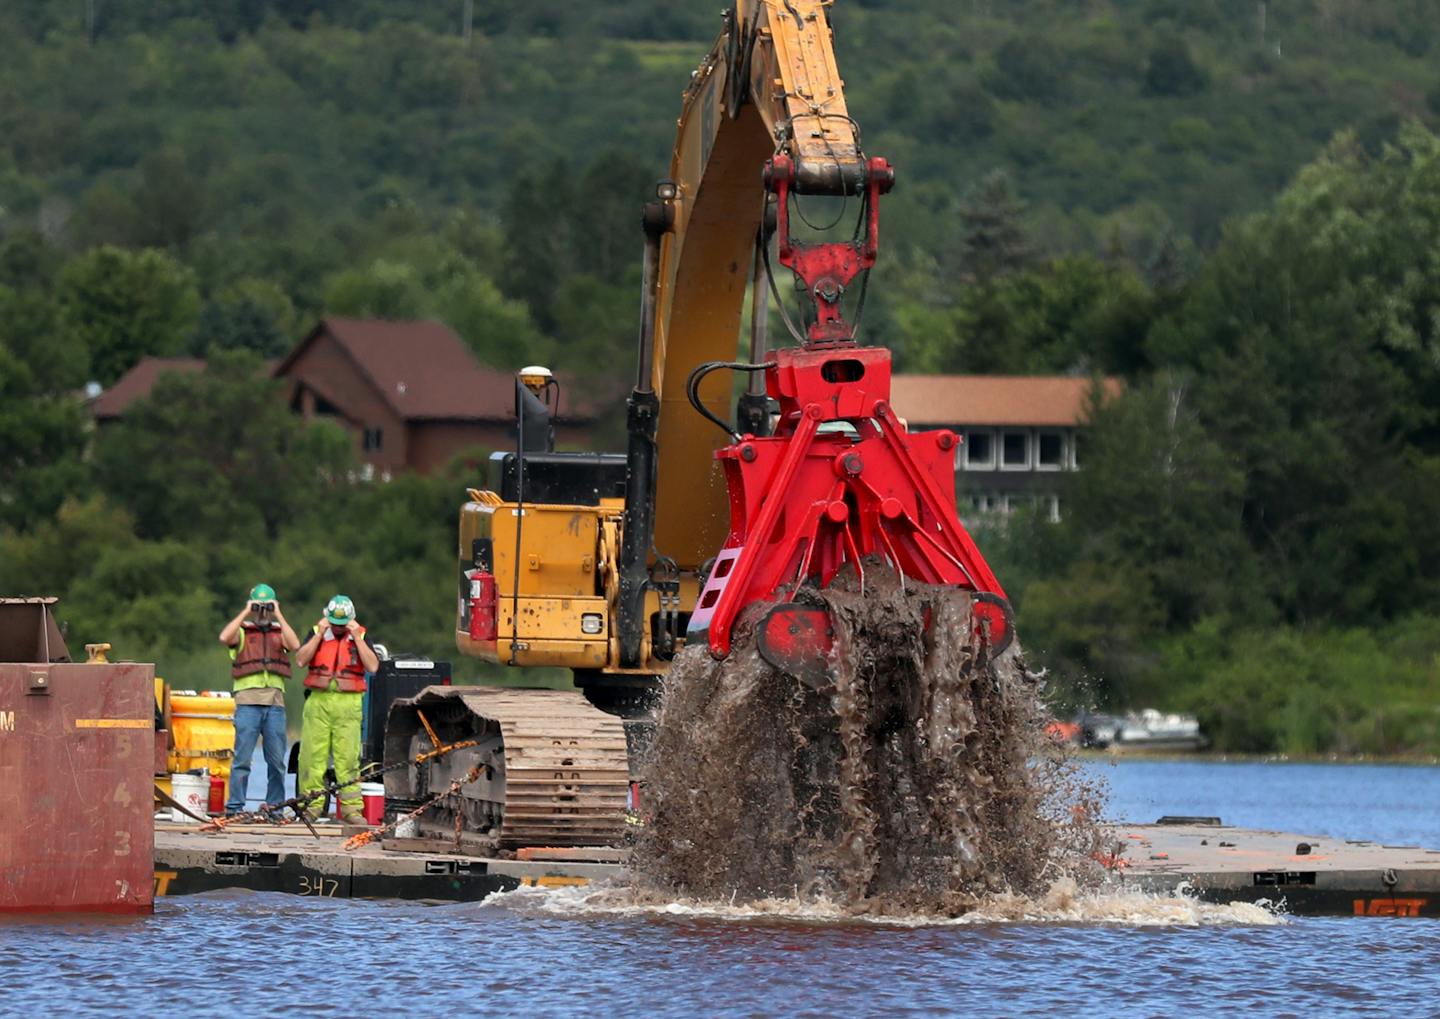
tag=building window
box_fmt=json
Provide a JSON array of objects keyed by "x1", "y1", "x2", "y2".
[
  {"x1": 363, "y1": 427, "x2": 384, "y2": 452},
  {"x1": 964, "y1": 429, "x2": 995, "y2": 470},
  {"x1": 1072, "y1": 432, "x2": 1083, "y2": 469},
  {"x1": 1036, "y1": 430, "x2": 1065, "y2": 471},
  {"x1": 964, "y1": 492, "x2": 1062, "y2": 524},
  {"x1": 1000, "y1": 430, "x2": 1031, "y2": 470}
]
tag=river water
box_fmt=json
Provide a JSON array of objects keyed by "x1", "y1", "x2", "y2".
[{"x1": 3, "y1": 760, "x2": 1439, "y2": 1017}]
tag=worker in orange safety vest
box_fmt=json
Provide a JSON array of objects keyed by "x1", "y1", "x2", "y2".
[
  {"x1": 218, "y1": 583, "x2": 300, "y2": 815},
  {"x1": 294, "y1": 594, "x2": 380, "y2": 824}
]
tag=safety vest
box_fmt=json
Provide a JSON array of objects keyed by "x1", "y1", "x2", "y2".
[
  {"x1": 304, "y1": 625, "x2": 368, "y2": 693},
  {"x1": 232, "y1": 622, "x2": 292, "y2": 691}
]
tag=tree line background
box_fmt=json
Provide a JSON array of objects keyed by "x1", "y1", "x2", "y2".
[{"x1": 3, "y1": 0, "x2": 1440, "y2": 753}]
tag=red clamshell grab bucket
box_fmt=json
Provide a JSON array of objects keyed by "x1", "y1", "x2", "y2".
[
  {"x1": 687, "y1": 345, "x2": 1015, "y2": 676},
  {"x1": 686, "y1": 156, "x2": 1013, "y2": 677},
  {"x1": 754, "y1": 594, "x2": 1016, "y2": 688}
]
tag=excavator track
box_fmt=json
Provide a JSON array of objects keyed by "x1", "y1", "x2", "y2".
[{"x1": 384, "y1": 686, "x2": 630, "y2": 849}]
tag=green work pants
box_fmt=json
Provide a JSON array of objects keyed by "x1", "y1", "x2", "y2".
[{"x1": 298, "y1": 688, "x2": 363, "y2": 816}]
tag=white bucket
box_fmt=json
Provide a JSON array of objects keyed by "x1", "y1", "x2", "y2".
[
  {"x1": 171, "y1": 771, "x2": 209, "y2": 823},
  {"x1": 394, "y1": 815, "x2": 418, "y2": 838}
]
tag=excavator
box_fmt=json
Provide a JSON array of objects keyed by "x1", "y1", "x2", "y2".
[{"x1": 384, "y1": 0, "x2": 1013, "y2": 850}]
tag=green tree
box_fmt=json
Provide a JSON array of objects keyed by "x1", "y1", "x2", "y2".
[
  {"x1": 322, "y1": 258, "x2": 428, "y2": 320},
  {"x1": 0, "y1": 285, "x2": 88, "y2": 392},
  {"x1": 1153, "y1": 126, "x2": 1440, "y2": 623},
  {"x1": 131, "y1": 149, "x2": 209, "y2": 250},
  {"x1": 0, "y1": 351, "x2": 88, "y2": 530},
  {"x1": 905, "y1": 254, "x2": 1155, "y2": 375},
  {"x1": 499, "y1": 158, "x2": 574, "y2": 332},
  {"x1": 435, "y1": 271, "x2": 553, "y2": 370},
  {"x1": 1143, "y1": 37, "x2": 1207, "y2": 97},
  {"x1": 0, "y1": 286, "x2": 89, "y2": 529},
  {"x1": 1063, "y1": 376, "x2": 1258, "y2": 630},
  {"x1": 0, "y1": 229, "x2": 62, "y2": 290},
  {"x1": 66, "y1": 540, "x2": 216, "y2": 653},
  {"x1": 570, "y1": 150, "x2": 652, "y2": 285},
  {"x1": 988, "y1": 36, "x2": 1066, "y2": 103},
  {"x1": 58, "y1": 246, "x2": 201, "y2": 385},
  {"x1": 189, "y1": 278, "x2": 298, "y2": 358},
  {"x1": 1018, "y1": 560, "x2": 1165, "y2": 708},
  {"x1": 0, "y1": 496, "x2": 140, "y2": 597},
  {"x1": 93, "y1": 350, "x2": 353, "y2": 542},
  {"x1": 951, "y1": 170, "x2": 1033, "y2": 285}
]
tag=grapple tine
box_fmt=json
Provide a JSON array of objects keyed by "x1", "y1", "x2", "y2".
[
  {"x1": 755, "y1": 603, "x2": 834, "y2": 689},
  {"x1": 691, "y1": 343, "x2": 1012, "y2": 662},
  {"x1": 972, "y1": 592, "x2": 1016, "y2": 656}
]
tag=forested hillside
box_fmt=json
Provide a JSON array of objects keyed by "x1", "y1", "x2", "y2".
[{"x1": 3, "y1": 1, "x2": 1440, "y2": 752}]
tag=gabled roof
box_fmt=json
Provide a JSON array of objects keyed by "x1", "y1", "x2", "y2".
[
  {"x1": 91, "y1": 358, "x2": 205, "y2": 420},
  {"x1": 274, "y1": 318, "x2": 595, "y2": 423},
  {"x1": 890, "y1": 374, "x2": 1122, "y2": 428},
  {"x1": 274, "y1": 318, "x2": 505, "y2": 422}
]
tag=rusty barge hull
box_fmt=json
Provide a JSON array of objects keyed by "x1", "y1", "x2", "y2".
[
  {"x1": 0, "y1": 655, "x2": 156, "y2": 915},
  {"x1": 152, "y1": 820, "x2": 1440, "y2": 918}
]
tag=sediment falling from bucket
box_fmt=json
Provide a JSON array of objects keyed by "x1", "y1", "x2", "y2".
[{"x1": 635, "y1": 565, "x2": 1104, "y2": 915}]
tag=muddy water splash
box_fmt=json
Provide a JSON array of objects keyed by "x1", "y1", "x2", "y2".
[
  {"x1": 495, "y1": 879, "x2": 1285, "y2": 927},
  {"x1": 636, "y1": 565, "x2": 1105, "y2": 915}
]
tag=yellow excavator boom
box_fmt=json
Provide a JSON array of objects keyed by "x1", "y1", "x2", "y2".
[
  {"x1": 651, "y1": 0, "x2": 865, "y2": 571},
  {"x1": 457, "y1": 1, "x2": 875, "y2": 689}
]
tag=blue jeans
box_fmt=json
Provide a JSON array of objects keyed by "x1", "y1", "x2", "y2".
[{"x1": 227, "y1": 704, "x2": 288, "y2": 812}]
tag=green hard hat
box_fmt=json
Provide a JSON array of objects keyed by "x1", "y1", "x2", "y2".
[
  {"x1": 325, "y1": 594, "x2": 356, "y2": 625},
  {"x1": 249, "y1": 583, "x2": 276, "y2": 602}
]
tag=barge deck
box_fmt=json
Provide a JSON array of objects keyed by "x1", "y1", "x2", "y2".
[
  {"x1": 153, "y1": 818, "x2": 1440, "y2": 917},
  {"x1": 1111, "y1": 819, "x2": 1440, "y2": 917}
]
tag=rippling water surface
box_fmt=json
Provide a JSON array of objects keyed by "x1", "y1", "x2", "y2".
[{"x1": 3, "y1": 761, "x2": 1439, "y2": 1017}]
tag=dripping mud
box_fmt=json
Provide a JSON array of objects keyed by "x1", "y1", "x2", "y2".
[{"x1": 632, "y1": 566, "x2": 1110, "y2": 918}]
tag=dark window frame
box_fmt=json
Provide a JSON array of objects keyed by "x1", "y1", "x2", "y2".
[
  {"x1": 1036, "y1": 430, "x2": 1065, "y2": 470},
  {"x1": 964, "y1": 429, "x2": 996, "y2": 470},
  {"x1": 1000, "y1": 430, "x2": 1031, "y2": 470}
]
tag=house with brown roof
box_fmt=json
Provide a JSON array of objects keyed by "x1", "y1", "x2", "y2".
[
  {"x1": 90, "y1": 358, "x2": 207, "y2": 423},
  {"x1": 889, "y1": 374, "x2": 1121, "y2": 522},
  {"x1": 273, "y1": 318, "x2": 595, "y2": 476},
  {"x1": 91, "y1": 319, "x2": 597, "y2": 476}
]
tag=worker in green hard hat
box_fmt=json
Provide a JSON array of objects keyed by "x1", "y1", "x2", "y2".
[
  {"x1": 295, "y1": 594, "x2": 379, "y2": 825},
  {"x1": 218, "y1": 583, "x2": 301, "y2": 816}
]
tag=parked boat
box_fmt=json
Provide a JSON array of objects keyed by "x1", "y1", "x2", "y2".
[
  {"x1": 1063, "y1": 709, "x2": 1206, "y2": 752},
  {"x1": 1112, "y1": 709, "x2": 1207, "y2": 752}
]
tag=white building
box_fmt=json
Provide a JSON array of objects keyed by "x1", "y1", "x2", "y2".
[{"x1": 889, "y1": 374, "x2": 1121, "y2": 522}]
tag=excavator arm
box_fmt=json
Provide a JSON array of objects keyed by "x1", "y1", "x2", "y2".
[
  {"x1": 618, "y1": 0, "x2": 1007, "y2": 675},
  {"x1": 644, "y1": 0, "x2": 870, "y2": 576},
  {"x1": 459, "y1": 0, "x2": 1009, "y2": 689},
  {"x1": 618, "y1": 0, "x2": 884, "y2": 668}
]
